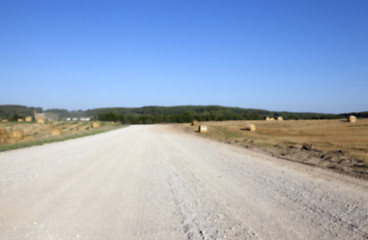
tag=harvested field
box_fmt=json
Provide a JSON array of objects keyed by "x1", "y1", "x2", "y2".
[
  {"x1": 51, "y1": 127, "x2": 62, "y2": 136},
  {"x1": 177, "y1": 119, "x2": 368, "y2": 179},
  {"x1": 92, "y1": 121, "x2": 101, "y2": 128},
  {"x1": 0, "y1": 121, "x2": 121, "y2": 151},
  {"x1": 11, "y1": 130, "x2": 24, "y2": 140}
]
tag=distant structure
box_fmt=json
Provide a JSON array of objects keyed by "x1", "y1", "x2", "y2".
[
  {"x1": 66, "y1": 117, "x2": 90, "y2": 121},
  {"x1": 80, "y1": 117, "x2": 91, "y2": 121}
]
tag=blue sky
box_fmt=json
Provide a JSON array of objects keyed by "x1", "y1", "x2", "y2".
[{"x1": 1, "y1": 0, "x2": 367, "y2": 113}]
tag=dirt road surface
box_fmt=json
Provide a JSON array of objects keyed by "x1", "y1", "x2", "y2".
[{"x1": 1, "y1": 125, "x2": 367, "y2": 240}]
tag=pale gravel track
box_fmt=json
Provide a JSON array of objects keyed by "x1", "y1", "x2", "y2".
[{"x1": 0, "y1": 125, "x2": 367, "y2": 240}]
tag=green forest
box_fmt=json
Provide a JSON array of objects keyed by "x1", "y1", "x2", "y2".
[{"x1": 1, "y1": 105, "x2": 367, "y2": 124}]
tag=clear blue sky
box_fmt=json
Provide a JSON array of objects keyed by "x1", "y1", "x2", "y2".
[{"x1": 1, "y1": 0, "x2": 367, "y2": 113}]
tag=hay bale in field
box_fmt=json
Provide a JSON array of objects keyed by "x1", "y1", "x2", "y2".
[
  {"x1": 191, "y1": 120, "x2": 199, "y2": 126},
  {"x1": 277, "y1": 116, "x2": 283, "y2": 121},
  {"x1": 92, "y1": 122, "x2": 101, "y2": 128},
  {"x1": 34, "y1": 111, "x2": 46, "y2": 122},
  {"x1": 25, "y1": 116, "x2": 33, "y2": 122},
  {"x1": 17, "y1": 118, "x2": 24, "y2": 122},
  {"x1": 51, "y1": 127, "x2": 62, "y2": 136},
  {"x1": 11, "y1": 130, "x2": 24, "y2": 140},
  {"x1": 198, "y1": 125, "x2": 207, "y2": 133},
  {"x1": 37, "y1": 118, "x2": 46, "y2": 124},
  {"x1": 270, "y1": 117, "x2": 275, "y2": 121},
  {"x1": 265, "y1": 117, "x2": 270, "y2": 121},
  {"x1": 245, "y1": 123, "x2": 256, "y2": 131},
  {"x1": 2, "y1": 119, "x2": 9, "y2": 123},
  {"x1": 348, "y1": 115, "x2": 356, "y2": 123},
  {"x1": 0, "y1": 128, "x2": 11, "y2": 144}
]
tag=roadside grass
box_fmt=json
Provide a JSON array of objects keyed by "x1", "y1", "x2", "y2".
[{"x1": 0, "y1": 124, "x2": 126, "y2": 152}]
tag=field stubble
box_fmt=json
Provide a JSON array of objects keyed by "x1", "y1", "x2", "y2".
[{"x1": 0, "y1": 121, "x2": 122, "y2": 151}]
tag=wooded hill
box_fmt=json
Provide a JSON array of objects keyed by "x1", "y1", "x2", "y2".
[
  {"x1": 1, "y1": 105, "x2": 366, "y2": 124},
  {"x1": 90, "y1": 106, "x2": 343, "y2": 124}
]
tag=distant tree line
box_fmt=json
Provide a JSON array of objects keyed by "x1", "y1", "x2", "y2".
[
  {"x1": 94, "y1": 106, "x2": 343, "y2": 124},
  {"x1": 0, "y1": 105, "x2": 93, "y2": 121},
  {"x1": 1, "y1": 105, "x2": 365, "y2": 124}
]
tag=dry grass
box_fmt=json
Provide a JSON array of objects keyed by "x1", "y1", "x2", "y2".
[
  {"x1": 0, "y1": 121, "x2": 119, "y2": 147},
  {"x1": 92, "y1": 122, "x2": 101, "y2": 128},
  {"x1": 0, "y1": 128, "x2": 10, "y2": 144},
  {"x1": 11, "y1": 130, "x2": 24, "y2": 140},
  {"x1": 51, "y1": 127, "x2": 62, "y2": 136}
]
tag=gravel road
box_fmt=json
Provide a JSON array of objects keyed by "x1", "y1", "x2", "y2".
[{"x1": 1, "y1": 125, "x2": 367, "y2": 240}]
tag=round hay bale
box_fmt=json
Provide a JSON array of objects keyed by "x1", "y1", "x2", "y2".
[
  {"x1": 191, "y1": 120, "x2": 199, "y2": 126},
  {"x1": 265, "y1": 117, "x2": 270, "y2": 121},
  {"x1": 277, "y1": 116, "x2": 283, "y2": 121},
  {"x1": 270, "y1": 117, "x2": 275, "y2": 121},
  {"x1": 348, "y1": 115, "x2": 356, "y2": 123},
  {"x1": 92, "y1": 122, "x2": 101, "y2": 128},
  {"x1": 51, "y1": 127, "x2": 62, "y2": 136},
  {"x1": 11, "y1": 130, "x2": 24, "y2": 140},
  {"x1": 198, "y1": 125, "x2": 208, "y2": 133},
  {"x1": 245, "y1": 123, "x2": 256, "y2": 131},
  {"x1": 17, "y1": 118, "x2": 24, "y2": 122},
  {"x1": 0, "y1": 128, "x2": 11, "y2": 144},
  {"x1": 25, "y1": 116, "x2": 33, "y2": 122},
  {"x1": 37, "y1": 118, "x2": 46, "y2": 124}
]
